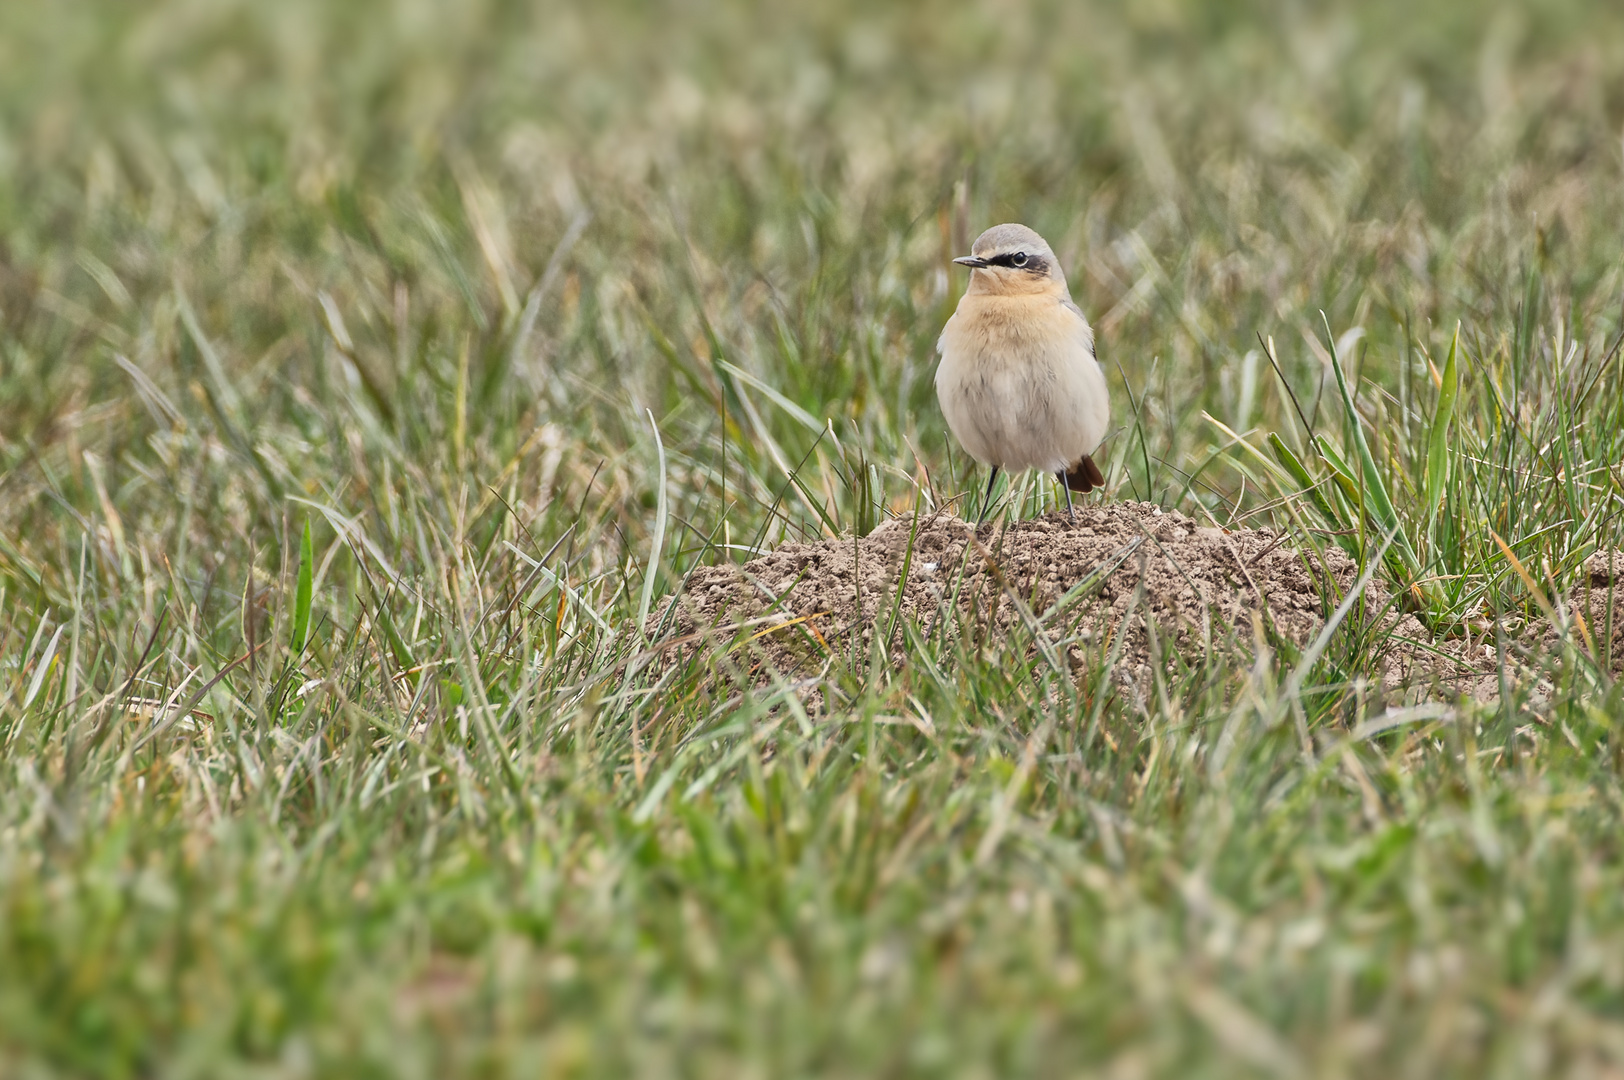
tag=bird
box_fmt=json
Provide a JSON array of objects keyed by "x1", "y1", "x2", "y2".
[{"x1": 936, "y1": 222, "x2": 1109, "y2": 524}]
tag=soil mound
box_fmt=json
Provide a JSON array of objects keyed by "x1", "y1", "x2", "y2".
[
  {"x1": 660, "y1": 503, "x2": 1351, "y2": 676},
  {"x1": 656, "y1": 504, "x2": 1624, "y2": 701}
]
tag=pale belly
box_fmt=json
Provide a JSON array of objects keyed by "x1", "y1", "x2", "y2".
[{"x1": 935, "y1": 296, "x2": 1108, "y2": 472}]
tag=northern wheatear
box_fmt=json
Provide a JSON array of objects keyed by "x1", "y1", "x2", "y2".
[{"x1": 936, "y1": 223, "x2": 1109, "y2": 523}]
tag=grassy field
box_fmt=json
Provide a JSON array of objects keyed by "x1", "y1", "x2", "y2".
[{"x1": 4, "y1": 0, "x2": 1624, "y2": 1075}]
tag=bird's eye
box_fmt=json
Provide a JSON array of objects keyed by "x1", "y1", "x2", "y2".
[{"x1": 1010, "y1": 252, "x2": 1028, "y2": 267}]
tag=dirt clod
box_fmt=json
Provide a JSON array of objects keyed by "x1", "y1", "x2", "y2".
[
  {"x1": 655, "y1": 507, "x2": 1624, "y2": 702},
  {"x1": 657, "y1": 503, "x2": 1356, "y2": 676}
]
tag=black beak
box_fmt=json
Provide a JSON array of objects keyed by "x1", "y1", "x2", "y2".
[{"x1": 953, "y1": 255, "x2": 989, "y2": 268}]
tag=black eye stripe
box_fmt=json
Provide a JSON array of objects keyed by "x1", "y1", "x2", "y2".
[{"x1": 981, "y1": 252, "x2": 1046, "y2": 271}]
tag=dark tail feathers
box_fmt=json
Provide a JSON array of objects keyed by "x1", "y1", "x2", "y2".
[{"x1": 1059, "y1": 454, "x2": 1105, "y2": 493}]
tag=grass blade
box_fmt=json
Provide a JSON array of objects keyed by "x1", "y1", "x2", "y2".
[
  {"x1": 291, "y1": 518, "x2": 314, "y2": 657},
  {"x1": 638, "y1": 408, "x2": 670, "y2": 638},
  {"x1": 1321, "y1": 313, "x2": 1424, "y2": 584},
  {"x1": 1425, "y1": 323, "x2": 1461, "y2": 536},
  {"x1": 1269, "y1": 432, "x2": 1348, "y2": 533}
]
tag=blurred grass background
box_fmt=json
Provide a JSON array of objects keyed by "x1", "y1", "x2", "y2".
[{"x1": 4, "y1": 0, "x2": 1624, "y2": 1076}]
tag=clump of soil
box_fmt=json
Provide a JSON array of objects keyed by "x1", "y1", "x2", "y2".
[
  {"x1": 655, "y1": 503, "x2": 1624, "y2": 701},
  {"x1": 658, "y1": 503, "x2": 1354, "y2": 677}
]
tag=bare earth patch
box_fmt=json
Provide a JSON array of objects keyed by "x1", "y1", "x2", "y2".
[{"x1": 657, "y1": 504, "x2": 1624, "y2": 701}]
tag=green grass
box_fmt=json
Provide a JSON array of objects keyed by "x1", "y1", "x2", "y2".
[{"x1": 4, "y1": 0, "x2": 1624, "y2": 1075}]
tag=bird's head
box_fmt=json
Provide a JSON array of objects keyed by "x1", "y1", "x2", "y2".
[{"x1": 953, "y1": 223, "x2": 1066, "y2": 295}]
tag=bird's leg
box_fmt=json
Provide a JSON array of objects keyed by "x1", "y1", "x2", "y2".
[
  {"x1": 977, "y1": 466, "x2": 1001, "y2": 526},
  {"x1": 1060, "y1": 473, "x2": 1076, "y2": 524}
]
